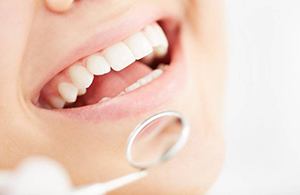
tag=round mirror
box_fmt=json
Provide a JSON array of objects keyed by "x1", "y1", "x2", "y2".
[{"x1": 126, "y1": 111, "x2": 190, "y2": 170}]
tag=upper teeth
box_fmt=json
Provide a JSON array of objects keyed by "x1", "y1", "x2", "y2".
[
  {"x1": 44, "y1": 23, "x2": 169, "y2": 108},
  {"x1": 68, "y1": 64, "x2": 94, "y2": 89},
  {"x1": 86, "y1": 54, "x2": 111, "y2": 76},
  {"x1": 102, "y1": 42, "x2": 136, "y2": 71},
  {"x1": 57, "y1": 82, "x2": 78, "y2": 103},
  {"x1": 124, "y1": 32, "x2": 154, "y2": 60}
]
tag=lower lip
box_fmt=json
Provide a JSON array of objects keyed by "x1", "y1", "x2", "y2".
[{"x1": 55, "y1": 40, "x2": 187, "y2": 122}]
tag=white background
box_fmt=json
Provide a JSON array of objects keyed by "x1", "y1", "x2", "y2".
[{"x1": 209, "y1": 0, "x2": 300, "y2": 194}]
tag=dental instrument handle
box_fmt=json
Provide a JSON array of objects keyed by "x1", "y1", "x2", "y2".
[
  {"x1": 72, "y1": 171, "x2": 148, "y2": 195},
  {"x1": 101, "y1": 170, "x2": 147, "y2": 192}
]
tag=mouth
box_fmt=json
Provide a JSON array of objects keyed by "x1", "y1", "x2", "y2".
[{"x1": 35, "y1": 13, "x2": 186, "y2": 121}]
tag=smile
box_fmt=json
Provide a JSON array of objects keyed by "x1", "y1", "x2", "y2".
[{"x1": 34, "y1": 7, "x2": 187, "y2": 121}]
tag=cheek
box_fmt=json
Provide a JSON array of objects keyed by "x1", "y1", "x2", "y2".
[
  {"x1": 0, "y1": 2, "x2": 38, "y2": 170},
  {"x1": 0, "y1": 1, "x2": 35, "y2": 56},
  {"x1": 0, "y1": 1, "x2": 36, "y2": 110}
]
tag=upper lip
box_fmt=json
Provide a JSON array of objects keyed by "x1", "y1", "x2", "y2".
[{"x1": 32, "y1": 4, "x2": 186, "y2": 122}]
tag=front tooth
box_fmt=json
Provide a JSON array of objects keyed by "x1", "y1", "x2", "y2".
[
  {"x1": 48, "y1": 96, "x2": 65, "y2": 109},
  {"x1": 86, "y1": 54, "x2": 111, "y2": 75},
  {"x1": 103, "y1": 42, "x2": 135, "y2": 71},
  {"x1": 124, "y1": 32, "x2": 153, "y2": 60},
  {"x1": 58, "y1": 82, "x2": 78, "y2": 103},
  {"x1": 68, "y1": 64, "x2": 94, "y2": 89}
]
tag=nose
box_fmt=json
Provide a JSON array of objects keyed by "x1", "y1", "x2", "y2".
[{"x1": 45, "y1": 0, "x2": 74, "y2": 13}]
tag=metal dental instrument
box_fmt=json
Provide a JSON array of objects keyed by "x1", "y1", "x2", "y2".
[
  {"x1": 71, "y1": 171, "x2": 148, "y2": 195},
  {"x1": 126, "y1": 111, "x2": 190, "y2": 170},
  {"x1": 73, "y1": 111, "x2": 190, "y2": 195}
]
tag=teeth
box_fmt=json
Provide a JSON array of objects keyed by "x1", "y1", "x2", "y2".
[
  {"x1": 143, "y1": 23, "x2": 169, "y2": 57},
  {"x1": 138, "y1": 72, "x2": 156, "y2": 85},
  {"x1": 57, "y1": 82, "x2": 78, "y2": 103},
  {"x1": 125, "y1": 82, "x2": 141, "y2": 93},
  {"x1": 137, "y1": 69, "x2": 163, "y2": 86},
  {"x1": 78, "y1": 88, "x2": 87, "y2": 96},
  {"x1": 125, "y1": 68, "x2": 163, "y2": 93},
  {"x1": 138, "y1": 75, "x2": 153, "y2": 85},
  {"x1": 43, "y1": 23, "x2": 169, "y2": 108},
  {"x1": 151, "y1": 69, "x2": 163, "y2": 79},
  {"x1": 124, "y1": 32, "x2": 153, "y2": 60},
  {"x1": 68, "y1": 64, "x2": 94, "y2": 89},
  {"x1": 99, "y1": 97, "x2": 111, "y2": 103},
  {"x1": 141, "y1": 53, "x2": 155, "y2": 64},
  {"x1": 48, "y1": 96, "x2": 65, "y2": 109},
  {"x1": 158, "y1": 63, "x2": 168, "y2": 70},
  {"x1": 143, "y1": 23, "x2": 168, "y2": 48},
  {"x1": 86, "y1": 54, "x2": 111, "y2": 76},
  {"x1": 152, "y1": 23, "x2": 169, "y2": 47},
  {"x1": 154, "y1": 46, "x2": 168, "y2": 57},
  {"x1": 118, "y1": 91, "x2": 125, "y2": 96},
  {"x1": 103, "y1": 42, "x2": 135, "y2": 71}
]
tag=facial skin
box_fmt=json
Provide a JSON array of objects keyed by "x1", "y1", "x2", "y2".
[{"x1": 0, "y1": 0, "x2": 226, "y2": 194}]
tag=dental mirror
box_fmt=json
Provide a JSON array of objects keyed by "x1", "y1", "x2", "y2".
[
  {"x1": 73, "y1": 111, "x2": 190, "y2": 195},
  {"x1": 126, "y1": 111, "x2": 190, "y2": 170}
]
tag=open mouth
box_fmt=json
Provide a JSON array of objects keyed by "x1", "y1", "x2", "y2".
[
  {"x1": 32, "y1": 6, "x2": 187, "y2": 121},
  {"x1": 38, "y1": 20, "x2": 180, "y2": 110}
]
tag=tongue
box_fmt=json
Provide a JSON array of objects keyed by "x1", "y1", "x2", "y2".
[{"x1": 79, "y1": 61, "x2": 152, "y2": 105}]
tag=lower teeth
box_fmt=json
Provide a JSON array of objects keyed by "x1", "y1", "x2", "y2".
[{"x1": 98, "y1": 65, "x2": 166, "y2": 103}]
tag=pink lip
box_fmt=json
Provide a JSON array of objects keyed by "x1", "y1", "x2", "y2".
[{"x1": 34, "y1": 5, "x2": 187, "y2": 122}]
